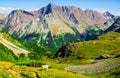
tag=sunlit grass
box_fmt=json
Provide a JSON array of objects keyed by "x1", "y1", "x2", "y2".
[{"x1": 0, "y1": 61, "x2": 92, "y2": 78}]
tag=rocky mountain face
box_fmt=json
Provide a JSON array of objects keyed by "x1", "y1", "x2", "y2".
[
  {"x1": 0, "y1": 14, "x2": 7, "y2": 28},
  {"x1": 1, "y1": 3, "x2": 117, "y2": 50},
  {"x1": 0, "y1": 14, "x2": 7, "y2": 20},
  {"x1": 105, "y1": 17, "x2": 120, "y2": 33}
]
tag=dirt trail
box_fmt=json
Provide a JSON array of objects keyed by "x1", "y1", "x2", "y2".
[
  {"x1": 0, "y1": 38, "x2": 29, "y2": 55},
  {"x1": 65, "y1": 58, "x2": 120, "y2": 74}
]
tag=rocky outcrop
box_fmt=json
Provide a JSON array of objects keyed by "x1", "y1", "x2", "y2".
[
  {"x1": 0, "y1": 14, "x2": 7, "y2": 28},
  {"x1": 105, "y1": 17, "x2": 120, "y2": 33}
]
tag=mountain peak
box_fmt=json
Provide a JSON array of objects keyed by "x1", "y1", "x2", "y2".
[
  {"x1": 46, "y1": 3, "x2": 60, "y2": 9},
  {"x1": 104, "y1": 11, "x2": 114, "y2": 17},
  {"x1": 47, "y1": 3, "x2": 57, "y2": 7},
  {"x1": 10, "y1": 9, "x2": 23, "y2": 14},
  {"x1": 39, "y1": 3, "x2": 60, "y2": 14},
  {"x1": 10, "y1": 9, "x2": 34, "y2": 16}
]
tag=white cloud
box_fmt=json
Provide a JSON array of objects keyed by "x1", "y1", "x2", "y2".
[
  {"x1": 0, "y1": 7, "x2": 38, "y2": 14},
  {"x1": 109, "y1": 10, "x2": 120, "y2": 16},
  {"x1": 27, "y1": 8, "x2": 39, "y2": 11},
  {"x1": 93, "y1": 8, "x2": 120, "y2": 16},
  {"x1": 93, "y1": 8, "x2": 106, "y2": 13},
  {"x1": 0, "y1": 7, "x2": 15, "y2": 14},
  {"x1": 0, "y1": 7, "x2": 40, "y2": 14}
]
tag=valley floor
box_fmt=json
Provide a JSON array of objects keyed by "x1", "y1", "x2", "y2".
[
  {"x1": 0, "y1": 61, "x2": 91, "y2": 78},
  {"x1": 0, "y1": 57, "x2": 120, "y2": 78}
]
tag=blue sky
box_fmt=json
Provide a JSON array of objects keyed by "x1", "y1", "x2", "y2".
[{"x1": 0, "y1": 0, "x2": 120, "y2": 15}]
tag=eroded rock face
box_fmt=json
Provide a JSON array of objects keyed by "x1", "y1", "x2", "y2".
[
  {"x1": 105, "y1": 17, "x2": 120, "y2": 33},
  {"x1": 0, "y1": 14, "x2": 7, "y2": 20},
  {"x1": 1, "y1": 3, "x2": 117, "y2": 50},
  {"x1": 0, "y1": 14, "x2": 7, "y2": 28}
]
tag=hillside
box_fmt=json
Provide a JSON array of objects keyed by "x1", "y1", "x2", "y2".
[
  {"x1": 0, "y1": 31, "x2": 54, "y2": 61},
  {"x1": 54, "y1": 32, "x2": 120, "y2": 77},
  {"x1": 0, "y1": 34, "x2": 29, "y2": 55},
  {"x1": 55, "y1": 32, "x2": 120, "y2": 64},
  {"x1": 1, "y1": 3, "x2": 117, "y2": 50},
  {"x1": 0, "y1": 31, "x2": 29, "y2": 55},
  {"x1": 0, "y1": 43, "x2": 17, "y2": 62}
]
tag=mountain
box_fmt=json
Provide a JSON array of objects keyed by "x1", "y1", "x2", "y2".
[
  {"x1": 1, "y1": 3, "x2": 117, "y2": 50},
  {"x1": 105, "y1": 17, "x2": 120, "y2": 33},
  {"x1": 0, "y1": 14, "x2": 7, "y2": 20},
  {"x1": 0, "y1": 14, "x2": 7, "y2": 28}
]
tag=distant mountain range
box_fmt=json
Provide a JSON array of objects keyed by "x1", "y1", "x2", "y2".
[{"x1": 0, "y1": 3, "x2": 119, "y2": 50}]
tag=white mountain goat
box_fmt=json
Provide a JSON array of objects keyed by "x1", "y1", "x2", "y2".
[{"x1": 42, "y1": 65, "x2": 50, "y2": 70}]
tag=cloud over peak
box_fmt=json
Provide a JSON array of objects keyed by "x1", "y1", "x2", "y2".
[
  {"x1": 0, "y1": 7, "x2": 15, "y2": 14},
  {"x1": 93, "y1": 8, "x2": 106, "y2": 13}
]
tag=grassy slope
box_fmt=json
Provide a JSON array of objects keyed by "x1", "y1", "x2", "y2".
[
  {"x1": 56, "y1": 32, "x2": 120, "y2": 64},
  {"x1": 0, "y1": 43, "x2": 17, "y2": 62},
  {"x1": 0, "y1": 31, "x2": 54, "y2": 58},
  {"x1": 0, "y1": 31, "x2": 55, "y2": 67},
  {"x1": 54, "y1": 32, "x2": 120, "y2": 77},
  {"x1": 0, "y1": 37, "x2": 29, "y2": 55},
  {"x1": 0, "y1": 31, "x2": 50, "y2": 52},
  {"x1": 0, "y1": 31, "x2": 27, "y2": 50}
]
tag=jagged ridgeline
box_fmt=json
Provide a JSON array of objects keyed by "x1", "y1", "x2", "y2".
[
  {"x1": 1, "y1": 3, "x2": 117, "y2": 50},
  {"x1": 105, "y1": 17, "x2": 120, "y2": 33}
]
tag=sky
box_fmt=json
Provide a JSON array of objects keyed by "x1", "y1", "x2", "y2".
[{"x1": 0, "y1": 0, "x2": 120, "y2": 15}]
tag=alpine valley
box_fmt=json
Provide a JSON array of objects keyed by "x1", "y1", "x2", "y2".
[{"x1": 0, "y1": 3, "x2": 120, "y2": 78}]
